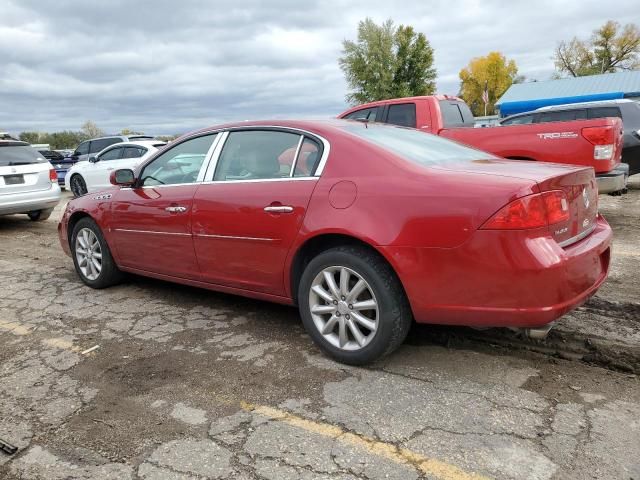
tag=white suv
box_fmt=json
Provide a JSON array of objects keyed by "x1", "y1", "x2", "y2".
[{"x1": 0, "y1": 140, "x2": 61, "y2": 221}]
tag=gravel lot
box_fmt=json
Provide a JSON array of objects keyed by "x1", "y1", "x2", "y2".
[{"x1": 1, "y1": 182, "x2": 639, "y2": 480}]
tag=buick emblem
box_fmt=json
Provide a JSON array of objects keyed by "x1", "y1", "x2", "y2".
[{"x1": 582, "y1": 188, "x2": 590, "y2": 209}]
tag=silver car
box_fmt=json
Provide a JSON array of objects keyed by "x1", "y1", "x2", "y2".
[{"x1": 0, "y1": 140, "x2": 61, "y2": 221}]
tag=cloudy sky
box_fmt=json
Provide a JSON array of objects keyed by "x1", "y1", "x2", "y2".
[{"x1": 0, "y1": 0, "x2": 637, "y2": 135}]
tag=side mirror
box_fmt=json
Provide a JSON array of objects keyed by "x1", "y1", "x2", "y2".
[
  {"x1": 110, "y1": 168, "x2": 136, "y2": 187},
  {"x1": 88, "y1": 156, "x2": 98, "y2": 163}
]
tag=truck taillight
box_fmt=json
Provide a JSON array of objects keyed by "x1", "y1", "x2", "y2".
[
  {"x1": 581, "y1": 126, "x2": 614, "y2": 161},
  {"x1": 480, "y1": 191, "x2": 569, "y2": 230},
  {"x1": 49, "y1": 168, "x2": 57, "y2": 183}
]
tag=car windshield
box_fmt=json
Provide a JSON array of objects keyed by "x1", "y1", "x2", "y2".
[
  {"x1": 341, "y1": 123, "x2": 497, "y2": 166},
  {"x1": 0, "y1": 144, "x2": 48, "y2": 166}
]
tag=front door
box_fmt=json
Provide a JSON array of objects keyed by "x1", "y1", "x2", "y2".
[
  {"x1": 192, "y1": 130, "x2": 322, "y2": 296},
  {"x1": 108, "y1": 133, "x2": 218, "y2": 279}
]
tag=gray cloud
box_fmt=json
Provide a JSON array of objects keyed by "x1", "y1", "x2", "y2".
[{"x1": 0, "y1": 0, "x2": 637, "y2": 135}]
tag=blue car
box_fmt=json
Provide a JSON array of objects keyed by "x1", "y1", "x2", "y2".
[{"x1": 39, "y1": 150, "x2": 78, "y2": 188}]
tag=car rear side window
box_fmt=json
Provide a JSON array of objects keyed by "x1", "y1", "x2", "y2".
[
  {"x1": 343, "y1": 123, "x2": 496, "y2": 166},
  {"x1": 0, "y1": 144, "x2": 47, "y2": 166},
  {"x1": 538, "y1": 109, "x2": 586, "y2": 123},
  {"x1": 438, "y1": 101, "x2": 474, "y2": 128},
  {"x1": 501, "y1": 114, "x2": 534, "y2": 125},
  {"x1": 588, "y1": 107, "x2": 622, "y2": 119},
  {"x1": 124, "y1": 146, "x2": 146, "y2": 158},
  {"x1": 385, "y1": 103, "x2": 416, "y2": 128},
  {"x1": 90, "y1": 138, "x2": 120, "y2": 153},
  {"x1": 214, "y1": 130, "x2": 302, "y2": 181},
  {"x1": 293, "y1": 138, "x2": 321, "y2": 177}
]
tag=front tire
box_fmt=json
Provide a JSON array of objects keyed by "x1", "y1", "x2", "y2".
[
  {"x1": 70, "y1": 174, "x2": 87, "y2": 198},
  {"x1": 71, "y1": 217, "x2": 123, "y2": 288},
  {"x1": 298, "y1": 245, "x2": 412, "y2": 365}
]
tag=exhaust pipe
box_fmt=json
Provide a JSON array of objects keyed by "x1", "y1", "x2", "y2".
[{"x1": 509, "y1": 323, "x2": 554, "y2": 340}]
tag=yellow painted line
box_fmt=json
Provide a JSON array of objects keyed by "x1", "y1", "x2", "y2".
[{"x1": 241, "y1": 402, "x2": 489, "y2": 480}]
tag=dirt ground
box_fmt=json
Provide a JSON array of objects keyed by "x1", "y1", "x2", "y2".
[{"x1": 1, "y1": 180, "x2": 639, "y2": 480}]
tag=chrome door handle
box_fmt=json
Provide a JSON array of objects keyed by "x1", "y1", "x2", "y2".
[
  {"x1": 165, "y1": 206, "x2": 187, "y2": 213},
  {"x1": 264, "y1": 205, "x2": 293, "y2": 213}
]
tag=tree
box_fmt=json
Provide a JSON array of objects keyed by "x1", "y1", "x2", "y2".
[
  {"x1": 81, "y1": 120, "x2": 104, "y2": 139},
  {"x1": 120, "y1": 128, "x2": 144, "y2": 136},
  {"x1": 19, "y1": 131, "x2": 42, "y2": 144},
  {"x1": 458, "y1": 52, "x2": 518, "y2": 116},
  {"x1": 554, "y1": 21, "x2": 640, "y2": 77},
  {"x1": 339, "y1": 18, "x2": 436, "y2": 104}
]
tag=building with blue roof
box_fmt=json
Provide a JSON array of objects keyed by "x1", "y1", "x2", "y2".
[{"x1": 495, "y1": 71, "x2": 640, "y2": 118}]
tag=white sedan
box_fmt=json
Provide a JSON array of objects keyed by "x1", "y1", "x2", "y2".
[{"x1": 65, "y1": 140, "x2": 167, "y2": 197}]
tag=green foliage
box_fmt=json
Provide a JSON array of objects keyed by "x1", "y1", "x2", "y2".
[
  {"x1": 554, "y1": 20, "x2": 640, "y2": 77},
  {"x1": 18, "y1": 130, "x2": 86, "y2": 149},
  {"x1": 339, "y1": 18, "x2": 436, "y2": 105},
  {"x1": 459, "y1": 51, "x2": 519, "y2": 116}
]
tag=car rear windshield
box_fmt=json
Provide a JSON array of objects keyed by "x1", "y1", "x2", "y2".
[
  {"x1": 0, "y1": 144, "x2": 47, "y2": 166},
  {"x1": 342, "y1": 123, "x2": 496, "y2": 166}
]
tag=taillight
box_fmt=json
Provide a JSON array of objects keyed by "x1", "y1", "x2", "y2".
[
  {"x1": 581, "y1": 126, "x2": 614, "y2": 160},
  {"x1": 481, "y1": 191, "x2": 569, "y2": 230},
  {"x1": 49, "y1": 168, "x2": 57, "y2": 183}
]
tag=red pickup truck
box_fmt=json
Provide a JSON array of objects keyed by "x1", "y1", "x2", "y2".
[{"x1": 338, "y1": 95, "x2": 628, "y2": 194}]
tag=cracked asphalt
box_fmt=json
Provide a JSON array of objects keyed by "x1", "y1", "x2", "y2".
[{"x1": 1, "y1": 182, "x2": 639, "y2": 480}]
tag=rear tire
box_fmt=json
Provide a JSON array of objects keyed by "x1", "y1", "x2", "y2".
[
  {"x1": 70, "y1": 174, "x2": 87, "y2": 198},
  {"x1": 71, "y1": 217, "x2": 123, "y2": 288},
  {"x1": 298, "y1": 245, "x2": 412, "y2": 365},
  {"x1": 27, "y1": 208, "x2": 53, "y2": 221}
]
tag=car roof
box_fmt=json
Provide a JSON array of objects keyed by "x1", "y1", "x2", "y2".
[
  {"x1": 0, "y1": 140, "x2": 30, "y2": 147},
  {"x1": 535, "y1": 99, "x2": 635, "y2": 112},
  {"x1": 101, "y1": 140, "x2": 166, "y2": 149}
]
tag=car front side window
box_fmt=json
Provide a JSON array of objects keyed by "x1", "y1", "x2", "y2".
[
  {"x1": 213, "y1": 130, "x2": 303, "y2": 181},
  {"x1": 98, "y1": 147, "x2": 123, "y2": 161},
  {"x1": 75, "y1": 141, "x2": 89, "y2": 156},
  {"x1": 140, "y1": 134, "x2": 216, "y2": 187}
]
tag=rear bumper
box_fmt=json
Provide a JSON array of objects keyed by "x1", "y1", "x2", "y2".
[
  {"x1": 380, "y1": 215, "x2": 612, "y2": 328},
  {"x1": 0, "y1": 184, "x2": 61, "y2": 215},
  {"x1": 596, "y1": 163, "x2": 628, "y2": 193}
]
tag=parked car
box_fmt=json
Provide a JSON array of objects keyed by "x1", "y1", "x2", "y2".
[
  {"x1": 57, "y1": 135, "x2": 155, "y2": 188},
  {"x1": 70, "y1": 134, "x2": 156, "y2": 163},
  {"x1": 58, "y1": 120, "x2": 611, "y2": 364},
  {"x1": 38, "y1": 150, "x2": 72, "y2": 187},
  {"x1": 1, "y1": 140, "x2": 61, "y2": 221},
  {"x1": 65, "y1": 140, "x2": 166, "y2": 197},
  {"x1": 501, "y1": 99, "x2": 640, "y2": 176},
  {"x1": 338, "y1": 95, "x2": 628, "y2": 194}
]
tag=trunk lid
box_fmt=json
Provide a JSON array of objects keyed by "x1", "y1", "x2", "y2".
[{"x1": 431, "y1": 159, "x2": 597, "y2": 246}]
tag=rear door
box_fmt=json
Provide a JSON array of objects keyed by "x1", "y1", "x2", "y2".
[
  {"x1": 192, "y1": 129, "x2": 322, "y2": 295},
  {"x1": 108, "y1": 134, "x2": 218, "y2": 279}
]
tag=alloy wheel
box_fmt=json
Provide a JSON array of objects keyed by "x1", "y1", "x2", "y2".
[
  {"x1": 75, "y1": 228, "x2": 103, "y2": 281},
  {"x1": 308, "y1": 266, "x2": 379, "y2": 351}
]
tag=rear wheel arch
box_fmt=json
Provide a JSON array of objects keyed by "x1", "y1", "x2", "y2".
[{"x1": 289, "y1": 233, "x2": 409, "y2": 306}]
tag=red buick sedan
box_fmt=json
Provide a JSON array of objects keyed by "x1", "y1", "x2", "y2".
[{"x1": 58, "y1": 120, "x2": 611, "y2": 364}]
